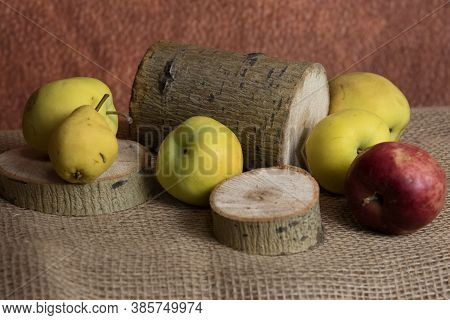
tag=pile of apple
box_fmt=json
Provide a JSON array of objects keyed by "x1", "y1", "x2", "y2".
[
  {"x1": 20, "y1": 73, "x2": 446, "y2": 236},
  {"x1": 156, "y1": 72, "x2": 446, "y2": 236},
  {"x1": 147, "y1": 71, "x2": 447, "y2": 236},
  {"x1": 305, "y1": 72, "x2": 446, "y2": 235},
  {"x1": 22, "y1": 77, "x2": 120, "y2": 183}
]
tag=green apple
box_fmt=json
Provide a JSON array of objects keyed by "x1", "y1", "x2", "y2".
[
  {"x1": 305, "y1": 109, "x2": 391, "y2": 194},
  {"x1": 156, "y1": 116, "x2": 243, "y2": 206},
  {"x1": 329, "y1": 72, "x2": 410, "y2": 141},
  {"x1": 22, "y1": 77, "x2": 118, "y2": 153}
]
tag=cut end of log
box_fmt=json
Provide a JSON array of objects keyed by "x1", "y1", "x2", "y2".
[
  {"x1": 210, "y1": 166, "x2": 323, "y2": 255},
  {"x1": 280, "y1": 63, "x2": 329, "y2": 167}
]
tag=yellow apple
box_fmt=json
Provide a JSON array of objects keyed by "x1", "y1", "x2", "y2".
[
  {"x1": 305, "y1": 109, "x2": 391, "y2": 194},
  {"x1": 156, "y1": 116, "x2": 243, "y2": 206},
  {"x1": 329, "y1": 72, "x2": 410, "y2": 140},
  {"x1": 22, "y1": 77, "x2": 118, "y2": 153}
]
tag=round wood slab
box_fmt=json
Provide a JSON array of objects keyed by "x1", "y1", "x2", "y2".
[
  {"x1": 0, "y1": 140, "x2": 151, "y2": 216},
  {"x1": 210, "y1": 165, "x2": 323, "y2": 255}
]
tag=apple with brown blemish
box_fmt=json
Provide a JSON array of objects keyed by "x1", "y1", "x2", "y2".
[{"x1": 345, "y1": 142, "x2": 446, "y2": 235}]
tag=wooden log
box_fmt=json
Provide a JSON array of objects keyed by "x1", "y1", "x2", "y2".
[
  {"x1": 0, "y1": 140, "x2": 151, "y2": 216},
  {"x1": 210, "y1": 166, "x2": 323, "y2": 255},
  {"x1": 130, "y1": 41, "x2": 329, "y2": 170}
]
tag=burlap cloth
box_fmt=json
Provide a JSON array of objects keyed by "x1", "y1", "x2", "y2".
[{"x1": 0, "y1": 107, "x2": 448, "y2": 299}]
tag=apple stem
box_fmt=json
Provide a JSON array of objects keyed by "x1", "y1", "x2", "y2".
[
  {"x1": 95, "y1": 94, "x2": 110, "y2": 112},
  {"x1": 106, "y1": 111, "x2": 133, "y2": 124}
]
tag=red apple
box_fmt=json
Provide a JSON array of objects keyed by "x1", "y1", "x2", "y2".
[{"x1": 345, "y1": 142, "x2": 446, "y2": 235}]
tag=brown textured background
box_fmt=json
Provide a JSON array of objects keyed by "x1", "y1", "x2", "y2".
[{"x1": 0, "y1": 0, "x2": 449, "y2": 130}]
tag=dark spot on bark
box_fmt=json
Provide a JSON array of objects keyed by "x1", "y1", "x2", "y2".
[
  {"x1": 234, "y1": 223, "x2": 238, "y2": 227},
  {"x1": 201, "y1": 80, "x2": 205, "y2": 85},
  {"x1": 276, "y1": 128, "x2": 281, "y2": 137},
  {"x1": 239, "y1": 82, "x2": 244, "y2": 89},
  {"x1": 276, "y1": 226, "x2": 288, "y2": 233},
  {"x1": 301, "y1": 235, "x2": 308, "y2": 241},
  {"x1": 289, "y1": 220, "x2": 300, "y2": 228},
  {"x1": 240, "y1": 68, "x2": 248, "y2": 76},
  {"x1": 208, "y1": 93, "x2": 215, "y2": 102},
  {"x1": 183, "y1": 148, "x2": 188, "y2": 155},
  {"x1": 99, "y1": 153, "x2": 106, "y2": 163},
  {"x1": 278, "y1": 98, "x2": 283, "y2": 109},
  {"x1": 246, "y1": 52, "x2": 263, "y2": 66},
  {"x1": 279, "y1": 65, "x2": 288, "y2": 76},
  {"x1": 242, "y1": 233, "x2": 248, "y2": 237},
  {"x1": 267, "y1": 68, "x2": 274, "y2": 78},
  {"x1": 269, "y1": 113, "x2": 275, "y2": 127},
  {"x1": 316, "y1": 227, "x2": 324, "y2": 244},
  {"x1": 112, "y1": 180, "x2": 127, "y2": 189},
  {"x1": 159, "y1": 59, "x2": 175, "y2": 95}
]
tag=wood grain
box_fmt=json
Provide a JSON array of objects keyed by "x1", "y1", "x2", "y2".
[
  {"x1": 130, "y1": 41, "x2": 329, "y2": 170},
  {"x1": 210, "y1": 166, "x2": 323, "y2": 255},
  {"x1": 0, "y1": 140, "x2": 151, "y2": 216}
]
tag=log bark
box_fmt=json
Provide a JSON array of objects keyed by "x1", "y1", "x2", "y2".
[
  {"x1": 130, "y1": 41, "x2": 329, "y2": 170},
  {"x1": 210, "y1": 166, "x2": 323, "y2": 255},
  {"x1": 0, "y1": 140, "x2": 151, "y2": 216}
]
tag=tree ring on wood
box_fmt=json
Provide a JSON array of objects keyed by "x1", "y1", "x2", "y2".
[
  {"x1": 0, "y1": 140, "x2": 151, "y2": 216},
  {"x1": 210, "y1": 165, "x2": 323, "y2": 255}
]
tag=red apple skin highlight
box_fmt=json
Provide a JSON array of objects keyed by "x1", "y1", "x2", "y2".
[{"x1": 345, "y1": 142, "x2": 446, "y2": 235}]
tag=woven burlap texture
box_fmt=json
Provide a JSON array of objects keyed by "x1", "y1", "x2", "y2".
[{"x1": 0, "y1": 107, "x2": 448, "y2": 299}]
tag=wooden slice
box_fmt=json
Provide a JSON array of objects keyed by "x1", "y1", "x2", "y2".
[
  {"x1": 0, "y1": 140, "x2": 151, "y2": 216},
  {"x1": 210, "y1": 165, "x2": 323, "y2": 255}
]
